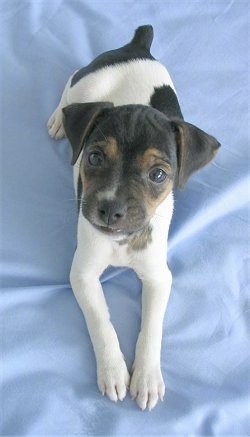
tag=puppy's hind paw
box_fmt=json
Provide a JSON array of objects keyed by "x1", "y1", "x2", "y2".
[{"x1": 47, "y1": 107, "x2": 65, "y2": 139}]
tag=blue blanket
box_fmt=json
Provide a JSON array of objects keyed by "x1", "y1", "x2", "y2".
[{"x1": 1, "y1": 1, "x2": 249, "y2": 435}]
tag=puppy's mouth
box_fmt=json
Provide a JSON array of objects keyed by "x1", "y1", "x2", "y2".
[{"x1": 92, "y1": 224, "x2": 126, "y2": 236}]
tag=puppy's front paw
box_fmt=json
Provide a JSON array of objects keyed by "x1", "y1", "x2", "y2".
[
  {"x1": 47, "y1": 107, "x2": 65, "y2": 139},
  {"x1": 130, "y1": 363, "x2": 165, "y2": 411},
  {"x1": 97, "y1": 355, "x2": 130, "y2": 402}
]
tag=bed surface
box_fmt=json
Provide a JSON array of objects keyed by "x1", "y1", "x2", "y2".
[{"x1": 1, "y1": 1, "x2": 249, "y2": 435}]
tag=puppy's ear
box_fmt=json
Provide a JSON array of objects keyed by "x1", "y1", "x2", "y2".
[
  {"x1": 62, "y1": 102, "x2": 114, "y2": 165},
  {"x1": 170, "y1": 120, "x2": 220, "y2": 189}
]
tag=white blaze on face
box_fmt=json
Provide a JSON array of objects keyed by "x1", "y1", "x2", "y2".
[{"x1": 96, "y1": 187, "x2": 118, "y2": 202}]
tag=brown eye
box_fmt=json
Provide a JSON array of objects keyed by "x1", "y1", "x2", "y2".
[
  {"x1": 88, "y1": 151, "x2": 103, "y2": 167},
  {"x1": 149, "y1": 168, "x2": 167, "y2": 183}
]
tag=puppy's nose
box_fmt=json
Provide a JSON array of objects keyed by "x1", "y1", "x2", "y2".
[{"x1": 98, "y1": 199, "x2": 127, "y2": 225}]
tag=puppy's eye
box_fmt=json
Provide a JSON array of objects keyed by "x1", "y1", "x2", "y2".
[
  {"x1": 149, "y1": 168, "x2": 167, "y2": 183},
  {"x1": 88, "y1": 151, "x2": 103, "y2": 167}
]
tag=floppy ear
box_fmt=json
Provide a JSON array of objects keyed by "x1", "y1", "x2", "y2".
[
  {"x1": 171, "y1": 120, "x2": 220, "y2": 189},
  {"x1": 62, "y1": 102, "x2": 114, "y2": 165}
]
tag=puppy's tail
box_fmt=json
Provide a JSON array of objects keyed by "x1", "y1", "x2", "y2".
[{"x1": 130, "y1": 25, "x2": 154, "y2": 51}]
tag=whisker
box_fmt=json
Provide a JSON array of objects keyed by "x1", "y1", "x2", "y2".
[
  {"x1": 96, "y1": 125, "x2": 109, "y2": 142},
  {"x1": 61, "y1": 198, "x2": 86, "y2": 205},
  {"x1": 154, "y1": 212, "x2": 169, "y2": 220},
  {"x1": 61, "y1": 198, "x2": 79, "y2": 202}
]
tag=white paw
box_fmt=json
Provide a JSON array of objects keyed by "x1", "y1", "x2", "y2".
[
  {"x1": 47, "y1": 107, "x2": 65, "y2": 139},
  {"x1": 97, "y1": 355, "x2": 130, "y2": 402},
  {"x1": 130, "y1": 363, "x2": 165, "y2": 411}
]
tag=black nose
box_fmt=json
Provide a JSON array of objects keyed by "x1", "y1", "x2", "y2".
[{"x1": 98, "y1": 199, "x2": 127, "y2": 225}]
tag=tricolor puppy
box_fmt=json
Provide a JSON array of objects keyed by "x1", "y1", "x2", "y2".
[{"x1": 48, "y1": 25, "x2": 220, "y2": 410}]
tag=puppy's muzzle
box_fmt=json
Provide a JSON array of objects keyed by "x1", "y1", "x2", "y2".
[
  {"x1": 87, "y1": 194, "x2": 147, "y2": 236},
  {"x1": 98, "y1": 199, "x2": 127, "y2": 226}
]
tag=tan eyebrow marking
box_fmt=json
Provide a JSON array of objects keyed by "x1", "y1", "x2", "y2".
[
  {"x1": 92, "y1": 136, "x2": 118, "y2": 160},
  {"x1": 105, "y1": 137, "x2": 118, "y2": 160},
  {"x1": 137, "y1": 147, "x2": 172, "y2": 173}
]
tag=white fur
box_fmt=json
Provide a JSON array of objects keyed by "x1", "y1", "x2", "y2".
[
  {"x1": 97, "y1": 187, "x2": 117, "y2": 202},
  {"x1": 48, "y1": 58, "x2": 175, "y2": 410}
]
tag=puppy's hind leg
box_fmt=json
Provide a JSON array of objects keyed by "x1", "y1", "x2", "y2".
[{"x1": 47, "y1": 74, "x2": 73, "y2": 139}]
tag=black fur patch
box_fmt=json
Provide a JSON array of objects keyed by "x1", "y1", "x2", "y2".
[
  {"x1": 150, "y1": 85, "x2": 183, "y2": 120},
  {"x1": 71, "y1": 26, "x2": 155, "y2": 87}
]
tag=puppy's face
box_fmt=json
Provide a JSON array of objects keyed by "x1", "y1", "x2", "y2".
[
  {"x1": 80, "y1": 110, "x2": 176, "y2": 235},
  {"x1": 63, "y1": 103, "x2": 220, "y2": 236}
]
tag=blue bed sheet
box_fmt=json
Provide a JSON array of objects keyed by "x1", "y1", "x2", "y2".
[{"x1": 0, "y1": 0, "x2": 249, "y2": 435}]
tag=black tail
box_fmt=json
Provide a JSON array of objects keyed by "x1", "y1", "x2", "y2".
[{"x1": 130, "y1": 25, "x2": 154, "y2": 51}]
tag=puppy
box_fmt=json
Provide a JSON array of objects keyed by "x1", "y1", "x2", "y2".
[{"x1": 48, "y1": 25, "x2": 220, "y2": 410}]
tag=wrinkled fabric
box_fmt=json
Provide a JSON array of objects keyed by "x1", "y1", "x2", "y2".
[{"x1": 0, "y1": 0, "x2": 249, "y2": 435}]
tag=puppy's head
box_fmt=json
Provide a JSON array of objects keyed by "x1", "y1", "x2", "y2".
[{"x1": 63, "y1": 103, "x2": 220, "y2": 236}]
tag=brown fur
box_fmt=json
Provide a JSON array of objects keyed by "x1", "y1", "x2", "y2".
[
  {"x1": 105, "y1": 137, "x2": 119, "y2": 160},
  {"x1": 145, "y1": 180, "x2": 174, "y2": 217},
  {"x1": 118, "y1": 225, "x2": 152, "y2": 251},
  {"x1": 137, "y1": 148, "x2": 171, "y2": 172},
  {"x1": 136, "y1": 148, "x2": 174, "y2": 217}
]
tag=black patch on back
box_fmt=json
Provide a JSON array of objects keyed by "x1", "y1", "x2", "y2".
[
  {"x1": 150, "y1": 85, "x2": 184, "y2": 120},
  {"x1": 71, "y1": 25, "x2": 155, "y2": 87},
  {"x1": 77, "y1": 174, "x2": 82, "y2": 214}
]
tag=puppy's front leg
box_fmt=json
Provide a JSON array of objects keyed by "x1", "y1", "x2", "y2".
[
  {"x1": 70, "y1": 250, "x2": 130, "y2": 402},
  {"x1": 130, "y1": 266, "x2": 172, "y2": 410}
]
